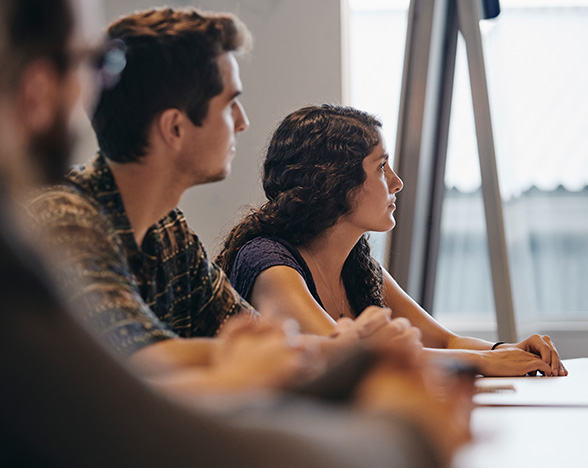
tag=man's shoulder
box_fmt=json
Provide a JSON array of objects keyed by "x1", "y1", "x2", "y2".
[
  {"x1": 28, "y1": 183, "x2": 102, "y2": 221},
  {"x1": 29, "y1": 154, "x2": 124, "y2": 223},
  {"x1": 65, "y1": 153, "x2": 111, "y2": 189},
  {"x1": 156, "y1": 207, "x2": 202, "y2": 245}
]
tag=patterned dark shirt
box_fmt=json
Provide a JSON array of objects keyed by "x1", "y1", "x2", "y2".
[{"x1": 29, "y1": 154, "x2": 255, "y2": 356}]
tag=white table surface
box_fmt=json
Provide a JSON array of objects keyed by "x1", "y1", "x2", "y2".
[
  {"x1": 454, "y1": 406, "x2": 588, "y2": 468},
  {"x1": 474, "y1": 358, "x2": 588, "y2": 407},
  {"x1": 454, "y1": 358, "x2": 588, "y2": 467}
]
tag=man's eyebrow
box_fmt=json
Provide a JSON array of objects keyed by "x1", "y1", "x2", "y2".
[{"x1": 229, "y1": 90, "x2": 242, "y2": 100}]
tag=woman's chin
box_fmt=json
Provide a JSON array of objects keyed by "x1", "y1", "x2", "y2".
[{"x1": 370, "y1": 221, "x2": 396, "y2": 233}]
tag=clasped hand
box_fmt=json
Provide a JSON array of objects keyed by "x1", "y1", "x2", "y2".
[
  {"x1": 330, "y1": 306, "x2": 423, "y2": 365},
  {"x1": 494, "y1": 334, "x2": 568, "y2": 376}
]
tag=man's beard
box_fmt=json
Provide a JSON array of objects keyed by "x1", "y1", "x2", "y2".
[{"x1": 28, "y1": 106, "x2": 73, "y2": 184}]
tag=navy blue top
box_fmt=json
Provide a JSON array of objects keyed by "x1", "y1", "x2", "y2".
[{"x1": 229, "y1": 236, "x2": 325, "y2": 308}]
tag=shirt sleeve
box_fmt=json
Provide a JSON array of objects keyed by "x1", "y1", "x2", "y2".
[
  {"x1": 229, "y1": 237, "x2": 309, "y2": 302},
  {"x1": 27, "y1": 186, "x2": 177, "y2": 357},
  {"x1": 184, "y1": 225, "x2": 257, "y2": 336}
]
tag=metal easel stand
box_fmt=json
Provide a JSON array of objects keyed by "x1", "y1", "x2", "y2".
[
  {"x1": 390, "y1": 0, "x2": 518, "y2": 342},
  {"x1": 456, "y1": 0, "x2": 518, "y2": 342}
]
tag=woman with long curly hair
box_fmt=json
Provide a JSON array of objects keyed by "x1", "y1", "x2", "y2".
[{"x1": 217, "y1": 104, "x2": 567, "y2": 377}]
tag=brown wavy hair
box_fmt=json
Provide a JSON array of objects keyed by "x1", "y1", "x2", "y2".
[
  {"x1": 216, "y1": 104, "x2": 385, "y2": 316},
  {"x1": 92, "y1": 7, "x2": 252, "y2": 163}
]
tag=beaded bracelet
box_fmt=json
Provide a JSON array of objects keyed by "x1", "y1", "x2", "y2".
[{"x1": 491, "y1": 341, "x2": 506, "y2": 350}]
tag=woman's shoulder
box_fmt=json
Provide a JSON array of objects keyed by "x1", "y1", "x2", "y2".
[
  {"x1": 236, "y1": 236, "x2": 304, "y2": 270},
  {"x1": 240, "y1": 236, "x2": 298, "y2": 258},
  {"x1": 230, "y1": 236, "x2": 310, "y2": 300}
]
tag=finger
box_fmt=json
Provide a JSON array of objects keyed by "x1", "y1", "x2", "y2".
[
  {"x1": 531, "y1": 335, "x2": 553, "y2": 365},
  {"x1": 380, "y1": 326, "x2": 422, "y2": 351},
  {"x1": 360, "y1": 305, "x2": 392, "y2": 321},
  {"x1": 357, "y1": 307, "x2": 392, "y2": 337},
  {"x1": 543, "y1": 336, "x2": 563, "y2": 376},
  {"x1": 552, "y1": 338, "x2": 569, "y2": 376},
  {"x1": 330, "y1": 317, "x2": 355, "y2": 338},
  {"x1": 335, "y1": 317, "x2": 355, "y2": 330},
  {"x1": 555, "y1": 355, "x2": 568, "y2": 376},
  {"x1": 370, "y1": 318, "x2": 411, "y2": 342},
  {"x1": 372, "y1": 327, "x2": 423, "y2": 369},
  {"x1": 282, "y1": 318, "x2": 301, "y2": 336},
  {"x1": 409, "y1": 326, "x2": 423, "y2": 347},
  {"x1": 549, "y1": 342, "x2": 568, "y2": 377},
  {"x1": 528, "y1": 357, "x2": 552, "y2": 376},
  {"x1": 398, "y1": 328, "x2": 424, "y2": 363},
  {"x1": 520, "y1": 334, "x2": 552, "y2": 367},
  {"x1": 388, "y1": 317, "x2": 412, "y2": 334},
  {"x1": 282, "y1": 319, "x2": 306, "y2": 349},
  {"x1": 297, "y1": 335, "x2": 322, "y2": 358},
  {"x1": 219, "y1": 314, "x2": 261, "y2": 338}
]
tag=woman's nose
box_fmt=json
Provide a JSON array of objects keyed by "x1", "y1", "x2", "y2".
[{"x1": 389, "y1": 170, "x2": 403, "y2": 194}]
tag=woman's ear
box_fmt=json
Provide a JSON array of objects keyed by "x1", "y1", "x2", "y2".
[
  {"x1": 156, "y1": 108, "x2": 185, "y2": 152},
  {"x1": 17, "y1": 59, "x2": 61, "y2": 134}
]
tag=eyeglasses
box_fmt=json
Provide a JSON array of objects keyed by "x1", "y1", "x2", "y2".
[
  {"x1": 63, "y1": 38, "x2": 127, "y2": 92},
  {"x1": 59, "y1": 38, "x2": 127, "y2": 115},
  {"x1": 90, "y1": 39, "x2": 127, "y2": 91}
]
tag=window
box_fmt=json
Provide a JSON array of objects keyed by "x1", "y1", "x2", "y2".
[
  {"x1": 347, "y1": 0, "x2": 410, "y2": 261},
  {"x1": 435, "y1": 1, "x2": 588, "y2": 329},
  {"x1": 348, "y1": 0, "x2": 588, "y2": 351}
]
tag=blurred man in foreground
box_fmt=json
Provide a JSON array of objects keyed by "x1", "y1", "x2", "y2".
[{"x1": 0, "y1": 1, "x2": 473, "y2": 467}]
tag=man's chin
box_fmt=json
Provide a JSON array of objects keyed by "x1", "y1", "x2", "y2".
[
  {"x1": 208, "y1": 162, "x2": 232, "y2": 184},
  {"x1": 193, "y1": 167, "x2": 231, "y2": 186}
]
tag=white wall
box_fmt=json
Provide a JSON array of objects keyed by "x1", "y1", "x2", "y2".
[{"x1": 76, "y1": 0, "x2": 344, "y2": 256}]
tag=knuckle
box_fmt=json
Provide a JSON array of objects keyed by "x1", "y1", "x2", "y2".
[{"x1": 391, "y1": 317, "x2": 410, "y2": 328}]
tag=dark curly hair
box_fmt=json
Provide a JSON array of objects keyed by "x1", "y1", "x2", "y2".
[
  {"x1": 216, "y1": 104, "x2": 386, "y2": 316},
  {"x1": 92, "y1": 7, "x2": 252, "y2": 163}
]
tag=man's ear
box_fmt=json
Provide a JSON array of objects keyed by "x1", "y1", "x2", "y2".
[
  {"x1": 17, "y1": 59, "x2": 61, "y2": 134},
  {"x1": 156, "y1": 108, "x2": 185, "y2": 152}
]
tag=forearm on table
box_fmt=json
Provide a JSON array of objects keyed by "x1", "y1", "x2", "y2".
[
  {"x1": 421, "y1": 347, "x2": 489, "y2": 370},
  {"x1": 128, "y1": 337, "x2": 218, "y2": 377},
  {"x1": 143, "y1": 366, "x2": 260, "y2": 401},
  {"x1": 445, "y1": 334, "x2": 494, "y2": 351}
]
